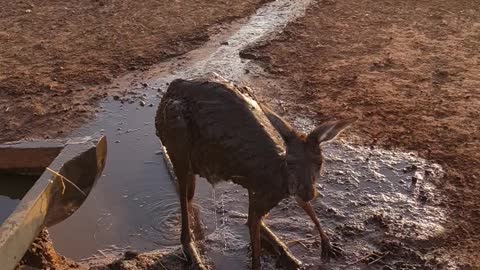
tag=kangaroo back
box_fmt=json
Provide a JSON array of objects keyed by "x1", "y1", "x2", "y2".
[{"x1": 155, "y1": 78, "x2": 287, "y2": 192}]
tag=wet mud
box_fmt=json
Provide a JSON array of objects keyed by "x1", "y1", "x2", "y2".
[{"x1": 167, "y1": 136, "x2": 449, "y2": 270}]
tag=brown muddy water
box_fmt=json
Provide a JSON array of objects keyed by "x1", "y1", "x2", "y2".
[
  {"x1": 0, "y1": 174, "x2": 38, "y2": 224},
  {"x1": 47, "y1": 0, "x2": 456, "y2": 269}
]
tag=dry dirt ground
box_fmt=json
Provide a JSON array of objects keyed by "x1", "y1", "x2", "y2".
[
  {"x1": 241, "y1": 0, "x2": 480, "y2": 266},
  {"x1": 0, "y1": 0, "x2": 269, "y2": 143}
]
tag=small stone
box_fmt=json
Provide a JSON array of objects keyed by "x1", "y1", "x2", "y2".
[
  {"x1": 124, "y1": 250, "x2": 139, "y2": 260},
  {"x1": 141, "y1": 82, "x2": 148, "y2": 88},
  {"x1": 414, "y1": 171, "x2": 424, "y2": 181},
  {"x1": 139, "y1": 101, "x2": 146, "y2": 106},
  {"x1": 411, "y1": 171, "x2": 424, "y2": 186},
  {"x1": 220, "y1": 41, "x2": 229, "y2": 45},
  {"x1": 411, "y1": 176, "x2": 418, "y2": 186},
  {"x1": 418, "y1": 190, "x2": 429, "y2": 203},
  {"x1": 113, "y1": 95, "x2": 120, "y2": 100},
  {"x1": 115, "y1": 140, "x2": 120, "y2": 143},
  {"x1": 403, "y1": 164, "x2": 418, "y2": 173},
  {"x1": 326, "y1": 207, "x2": 338, "y2": 214},
  {"x1": 148, "y1": 103, "x2": 154, "y2": 107}
]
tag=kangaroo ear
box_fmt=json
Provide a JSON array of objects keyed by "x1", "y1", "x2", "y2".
[
  {"x1": 260, "y1": 104, "x2": 297, "y2": 142},
  {"x1": 307, "y1": 117, "x2": 356, "y2": 144}
]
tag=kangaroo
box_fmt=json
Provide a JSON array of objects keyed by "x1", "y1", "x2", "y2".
[{"x1": 155, "y1": 76, "x2": 355, "y2": 269}]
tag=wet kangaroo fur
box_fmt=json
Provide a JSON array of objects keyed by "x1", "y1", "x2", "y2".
[{"x1": 155, "y1": 76, "x2": 355, "y2": 269}]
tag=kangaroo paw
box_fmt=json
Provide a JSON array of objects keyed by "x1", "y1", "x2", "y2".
[
  {"x1": 183, "y1": 242, "x2": 207, "y2": 270},
  {"x1": 321, "y1": 240, "x2": 344, "y2": 262}
]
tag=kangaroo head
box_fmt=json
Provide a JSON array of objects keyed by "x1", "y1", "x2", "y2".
[{"x1": 261, "y1": 104, "x2": 355, "y2": 203}]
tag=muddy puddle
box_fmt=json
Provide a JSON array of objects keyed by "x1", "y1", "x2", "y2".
[
  {"x1": 192, "y1": 139, "x2": 448, "y2": 270},
  {"x1": 47, "y1": 0, "x2": 455, "y2": 269},
  {"x1": 0, "y1": 174, "x2": 38, "y2": 224}
]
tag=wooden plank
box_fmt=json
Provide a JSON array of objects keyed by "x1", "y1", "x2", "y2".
[{"x1": 0, "y1": 140, "x2": 65, "y2": 172}]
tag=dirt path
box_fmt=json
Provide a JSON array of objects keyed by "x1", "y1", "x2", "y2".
[
  {"x1": 242, "y1": 0, "x2": 480, "y2": 266},
  {"x1": 0, "y1": 0, "x2": 269, "y2": 143}
]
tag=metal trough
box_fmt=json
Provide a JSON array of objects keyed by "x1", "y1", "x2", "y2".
[{"x1": 0, "y1": 136, "x2": 107, "y2": 269}]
